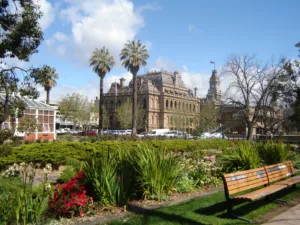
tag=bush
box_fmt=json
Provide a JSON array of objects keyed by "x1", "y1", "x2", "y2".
[
  {"x1": 48, "y1": 170, "x2": 92, "y2": 218},
  {"x1": 257, "y1": 142, "x2": 289, "y2": 165},
  {"x1": 219, "y1": 142, "x2": 261, "y2": 172},
  {"x1": 131, "y1": 146, "x2": 182, "y2": 200},
  {"x1": 82, "y1": 150, "x2": 131, "y2": 206},
  {"x1": 57, "y1": 166, "x2": 77, "y2": 184},
  {"x1": 0, "y1": 144, "x2": 12, "y2": 157},
  {"x1": 0, "y1": 140, "x2": 234, "y2": 170}
]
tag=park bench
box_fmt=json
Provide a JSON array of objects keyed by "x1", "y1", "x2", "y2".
[{"x1": 222, "y1": 161, "x2": 299, "y2": 223}]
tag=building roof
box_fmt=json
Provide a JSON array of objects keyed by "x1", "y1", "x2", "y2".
[
  {"x1": 129, "y1": 71, "x2": 186, "y2": 89},
  {"x1": 0, "y1": 93, "x2": 55, "y2": 111},
  {"x1": 139, "y1": 79, "x2": 160, "y2": 93}
]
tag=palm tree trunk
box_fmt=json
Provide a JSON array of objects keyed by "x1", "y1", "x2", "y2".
[
  {"x1": 46, "y1": 90, "x2": 50, "y2": 104},
  {"x1": 99, "y1": 78, "x2": 104, "y2": 136},
  {"x1": 132, "y1": 73, "x2": 137, "y2": 137}
]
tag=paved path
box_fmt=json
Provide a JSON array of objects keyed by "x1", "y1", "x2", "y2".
[{"x1": 262, "y1": 203, "x2": 300, "y2": 225}]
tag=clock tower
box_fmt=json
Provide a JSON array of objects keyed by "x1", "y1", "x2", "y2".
[{"x1": 206, "y1": 70, "x2": 221, "y2": 103}]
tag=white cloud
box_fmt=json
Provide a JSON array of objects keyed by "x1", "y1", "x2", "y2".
[
  {"x1": 188, "y1": 24, "x2": 198, "y2": 33},
  {"x1": 46, "y1": 0, "x2": 158, "y2": 66},
  {"x1": 150, "y1": 57, "x2": 178, "y2": 72},
  {"x1": 33, "y1": 0, "x2": 55, "y2": 31}
]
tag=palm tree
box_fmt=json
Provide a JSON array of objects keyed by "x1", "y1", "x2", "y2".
[
  {"x1": 120, "y1": 40, "x2": 149, "y2": 136},
  {"x1": 41, "y1": 66, "x2": 59, "y2": 104},
  {"x1": 90, "y1": 47, "x2": 115, "y2": 136}
]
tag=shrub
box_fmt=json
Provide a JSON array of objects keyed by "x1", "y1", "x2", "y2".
[
  {"x1": 257, "y1": 142, "x2": 289, "y2": 165},
  {"x1": 82, "y1": 150, "x2": 131, "y2": 206},
  {"x1": 219, "y1": 142, "x2": 261, "y2": 172},
  {"x1": 0, "y1": 163, "x2": 52, "y2": 225},
  {"x1": 57, "y1": 166, "x2": 77, "y2": 184},
  {"x1": 131, "y1": 146, "x2": 182, "y2": 200},
  {"x1": 0, "y1": 144, "x2": 12, "y2": 157},
  {"x1": 48, "y1": 170, "x2": 92, "y2": 218},
  {"x1": 0, "y1": 140, "x2": 233, "y2": 169}
]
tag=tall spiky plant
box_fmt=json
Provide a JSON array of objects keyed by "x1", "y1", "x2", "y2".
[
  {"x1": 40, "y1": 66, "x2": 59, "y2": 104},
  {"x1": 90, "y1": 47, "x2": 115, "y2": 136},
  {"x1": 120, "y1": 40, "x2": 149, "y2": 137}
]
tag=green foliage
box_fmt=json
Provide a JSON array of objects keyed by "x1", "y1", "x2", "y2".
[
  {"x1": 115, "y1": 99, "x2": 145, "y2": 129},
  {"x1": 0, "y1": 140, "x2": 233, "y2": 170},
  {"x1": 131, "y1": 146, "x2": 182, "y2": 200},
  {"x1": 59, "y1": 93, "x2": 91, "y2": 127},
  {"x1": 0, "y1": 129, "x2": 14, "y2": 144},
  {"x1": 219, "y1": 142, "x2": 261, "y2": 172},
  {"x1": 83, "y1": 150, "x2": 130, "y2": 206},
  {"x1": 17, "y1": 117, "x2": 42, "y2": 135},
  {"x1": 257, "y1": 142, "x2": 289, "y2": 165},
  {"x1": 0, "y1": 144, "x2": 12, "y2": 157},
  {"x1": 57, "y1": 166, "x2": 77, "y2": 184},
  {"x1": 0, "y1": 163, "x2": 52, "y2": 224}
]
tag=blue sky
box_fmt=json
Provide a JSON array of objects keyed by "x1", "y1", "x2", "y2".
[{"x1": 7, "y1": 0, "x2": 300, "y2": 102}]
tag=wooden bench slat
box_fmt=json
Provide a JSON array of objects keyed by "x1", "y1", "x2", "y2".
[
  {"x1": 224, "y1": 167, "x2": 265, "y2": 178},
  {"x1": 275, "y1": 176, "x2": 300, "y2": 186},
  {"x1": 227, "y1": 177, "x2": 268, "y2": 191},
  {"x1": 229, "y1": 179, "x2": 268, "y2": 195},
  {"x1": 233, "y1": 184, "x2": 286, "y2": 201},
  {"x1": 227, "y1": 174, "x2": 268, "y2": 188}
]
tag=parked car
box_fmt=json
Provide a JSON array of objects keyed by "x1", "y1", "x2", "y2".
[{"x1": 137, "y1": 132, "x2": 149, "y2": 137}]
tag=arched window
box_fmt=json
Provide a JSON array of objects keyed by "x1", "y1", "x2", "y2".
[
  {"x1": 174, "y1": 101, "x2": 177, "y2": 109},
  {"x1": 166, "y1": 100, "x2": 169, "y2": 108},
  {"x1": 111, "y1": 100, "x2": 114, "y2": 109},
  {"x1": 105, "y1": 100, "x2": 109, "y2": 109},
  {"x1": 189, "y1": 104, "x2": 192, "y2": 111},
  {"x1": 186, "y1": 104, "x2": 188, "y2": 111},
  {"x1": 152, "y1": 98, "x2": 154, "y2": 108},
  {"x1": 193, "y1": 104, "x2": 196, "y2": 112},
  {"x1": 171, "y1": 100, "x2": 173, "y2": 108},
  {"x1": 143, "y1": 98, "x2": 147, "y2": 109},
  {"x1": 156, "y1": 99, "x2": 159, "y2": 109}
]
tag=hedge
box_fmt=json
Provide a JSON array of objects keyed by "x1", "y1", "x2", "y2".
[{"x1": 0, "y1": 139, "x2": 234, "y2": 170}]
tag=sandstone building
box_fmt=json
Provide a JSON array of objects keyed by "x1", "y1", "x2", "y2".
[{"x1": 101, "y1": 70, "x2": 221, "y2": 132}]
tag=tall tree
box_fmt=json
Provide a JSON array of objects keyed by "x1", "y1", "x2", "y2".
[
  {"x1": 90, "y1": 47, "x2": 115, "y2": 136},
  {"x1": 0, "y1": 0, "x2": 44, "y2": 127},
  {"x1": 59, "y1": 93, "x2": 91, "y2": 129},
  {"x1": 39, "y1": 65, "x2": 59, "y2": 104},
  {"x1": 222, "y1": 54, "x2": 284, "y2": 140},
  {"x1": 120, "y1": 40, "x2": 149, "y2": 137},
  {"x1": 115, "y1": 99, "x2": 144, "y2": 129}
]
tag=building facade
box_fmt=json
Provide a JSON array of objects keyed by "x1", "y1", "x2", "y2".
[
  {"x1": 102, "y1": 70, "x2": 213, "y2": 132},
  {"x1": 0, "y1": 95, "x2": 56, "y2": 141}
]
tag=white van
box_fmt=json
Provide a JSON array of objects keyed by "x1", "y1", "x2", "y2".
[{"x1": 150, "y1": 129, "x2": 170, "y2": 136}]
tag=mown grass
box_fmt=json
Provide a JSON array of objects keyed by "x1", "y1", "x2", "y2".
[{"x1": 107, "y1": 184, "x2": 300, "y2": 225}]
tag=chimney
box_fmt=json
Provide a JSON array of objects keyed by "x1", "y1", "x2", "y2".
[
  {"x1": 120, "y1": 78, "x2": 125, "y2": 88},
  {"x1": 194, "y1": 87, "x2": 198, "y2": 98},
  {"x1": 174, "y1": 71, "x2": 179, "y2": 86}
]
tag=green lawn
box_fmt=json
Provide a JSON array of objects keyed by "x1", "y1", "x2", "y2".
[{"x1": 107, "y1": 185, "x2": 300, "y2": 225}]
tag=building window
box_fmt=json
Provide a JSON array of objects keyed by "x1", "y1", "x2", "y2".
[
  {"x1": 171, "y1": 100, "x2": 173, "y2": 108},
  {"x1": 106, "y1": 100, "x2": 109, "y2": 109},
  {"x1": 111, "y1": 100, "x2": 114, "y2": 109},
  {"x1": 152, "y1": 98, "x2": 154, "y2": 108},
  {"x1": 156, "y1": 116, "x2": 159, "y2": 125},
  {"x1": 2, "y1": 122, "x2": 10, "y2": 129},
  {"x1": 156, "y1": 99, "x2": 159, "y2": 109},
  {"x1": 189, "y1": 104, "x2": 192, "y2": 111},
  {"x1": 118, "y1": 99, "x2": 121, "y2": 107},
  {"x1": 152, "y1": 116, "x2": 154, "y2": 125},
  {"x1": 193, "y1": 105, "x2": 196, "y2": 112},
  {"x1": 174, "y1": 101, "x2": 177, "y2": 109},
  {"x1": 43, "y1": 124, "x2": 50, "y2": 132},
  {"x1": 143, "y1": 98, "x2": 147, "y2": 109},
  {"x1": 166, "y1": 100, "x2": 169, "y2": 108},
  {"x1": 179, "y1": 102, "x2": 181, "y2": 110}
]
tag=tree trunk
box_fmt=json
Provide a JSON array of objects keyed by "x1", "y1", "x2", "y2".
[
  {"x1": 246, "y1": 122, "x2": 253, "y2": 140},
  {"x1": 46, "y1": 90, "x2": 50, "y2": 104},
  {"x1": 132, "y1": 73, "x2": 137, "y2": 137},
  {"x1": 99, "y1": 78, "x2": 104, "y2": 136}
]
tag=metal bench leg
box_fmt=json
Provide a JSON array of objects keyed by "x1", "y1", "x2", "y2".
[
  {"x1": 267, "y1": 195, "x2": 287, "y2": 205},
  {"x1": 227, "y1": 199, "x2": 254, "y2": 223}
]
